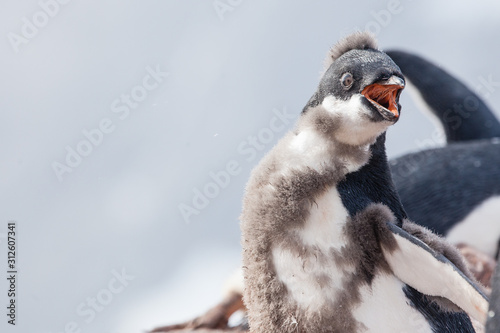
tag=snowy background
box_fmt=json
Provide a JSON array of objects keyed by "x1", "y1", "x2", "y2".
[{"x1": 1, "y1": 1, "x2": 500, "y2": 332}]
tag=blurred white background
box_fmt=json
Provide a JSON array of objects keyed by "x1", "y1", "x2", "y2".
[{"x1": 1, "y1": 1, "x2": 500, "y2": 332}]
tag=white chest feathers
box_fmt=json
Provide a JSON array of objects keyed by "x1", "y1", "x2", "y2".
[
  {"x1": 271, "y1": 187, "x2": 350, "y2": 311},
  {"x1": 446, "y1": 195, "x2": 500, "y2": 257},
  {"x1": 353, "y1": 274, "x2": 433, "y2": 333},
  {"x1": 271, "y1": 186, "x2": 433, "y2": 332},
  {"x1": 286, "y1": 129, "x2": 367, "y2": 174}
]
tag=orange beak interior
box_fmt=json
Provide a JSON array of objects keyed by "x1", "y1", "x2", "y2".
[{"x1": 361, "y1": 84, "x2": 402, "y2": 118}]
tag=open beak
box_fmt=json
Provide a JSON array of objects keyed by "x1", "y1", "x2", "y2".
[{"x1": 361, "y1": 76, "x2": 405, "y2": 121}]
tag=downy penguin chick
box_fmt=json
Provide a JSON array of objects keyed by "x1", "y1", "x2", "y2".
[{"x1": 240, "y1": 32, "x2": 488, "y2": 332}]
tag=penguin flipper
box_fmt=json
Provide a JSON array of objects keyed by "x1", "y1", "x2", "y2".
[
  {"x1": 386, "y1": 50, "x2": 500, "y2": 142},
  {"x1": 382, "y1": 222, "x2": 489, "y2": 324}
]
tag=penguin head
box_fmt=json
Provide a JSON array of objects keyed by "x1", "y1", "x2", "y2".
[{"x1": 303, "y1": 32, "x2": 405, "y2": 146}]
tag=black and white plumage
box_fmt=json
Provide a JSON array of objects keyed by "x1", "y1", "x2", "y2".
[
  {"x1": 241, "y1": 32, "x2": 488, "y2": 332},
  {"x1": 386, "y1": 50, "x2": 500, "y2": 256},
  {"x1": 392, "y1": 139, "x2": 500, "y2": 239}
]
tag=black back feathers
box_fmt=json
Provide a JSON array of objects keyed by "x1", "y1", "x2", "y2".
[{"x1": 391, "y1": 138, "x2": 500, "y2": 235}]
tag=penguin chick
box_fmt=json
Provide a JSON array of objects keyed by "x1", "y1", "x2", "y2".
[{"x1": 240, "y1": 32, "x2": 488, "y2": 333}]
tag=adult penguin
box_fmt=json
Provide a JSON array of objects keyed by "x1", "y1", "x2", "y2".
[{"x1": 387, "y1": 50, "x2": 500, "y2": 257}]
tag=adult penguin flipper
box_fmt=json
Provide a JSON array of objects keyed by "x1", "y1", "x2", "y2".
[
  {"x1": 386, "y1": 50, "x2": 500, "y2": 142},
  {"x1": 382, "y1": 221, "x2": 489, "y2": 324}
]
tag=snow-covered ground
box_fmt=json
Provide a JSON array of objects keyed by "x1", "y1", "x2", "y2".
[{"x1": 1, "y1": 1, "x2": 500, "y2": 332}]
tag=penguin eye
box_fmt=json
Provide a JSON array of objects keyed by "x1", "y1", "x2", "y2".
[{"x1": 341, "y1": 73, "x2": 354, "y2": 89}]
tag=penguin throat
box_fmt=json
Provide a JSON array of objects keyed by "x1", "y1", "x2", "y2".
[{"x1": 362, "y1": 84, "x2": 402, "y2": 118}]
